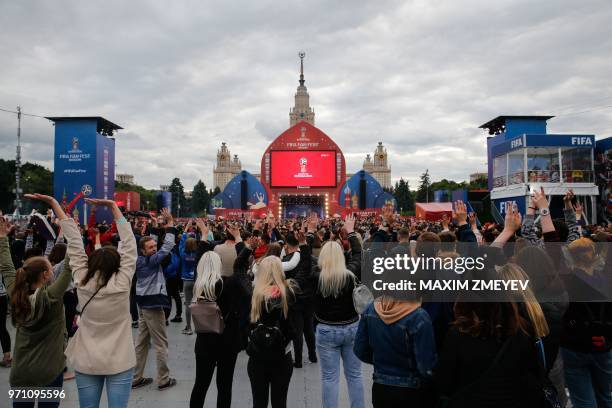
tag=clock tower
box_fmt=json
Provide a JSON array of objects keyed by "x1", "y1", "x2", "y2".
[
  {"x1": 363, "y1": 142, "x2": 392, "y2": 189},
  {"x1": 213, "y1": 142, "x2": 242, "y2": 190},
  {"x1": 289, "y1": 51, "x2": 315, "y2": 127}
]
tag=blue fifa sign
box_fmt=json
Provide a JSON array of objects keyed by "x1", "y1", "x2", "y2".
[
  {"x1": 570, "y1": 136, "x2": 594, "y2": 146},
  {"x1": 53, "y1": 119, "x2": 116, "y2": 224},
  {"x1": 493, "y1": 196, "x2": 527, "y2": 217},
  {"x1": 491, "y1": 134, "x2": 595, "y2": 158}
]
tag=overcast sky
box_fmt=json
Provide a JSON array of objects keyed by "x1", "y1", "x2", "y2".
[{"x1": 1, "y1": 0, "x2": 612, "y2": 191}]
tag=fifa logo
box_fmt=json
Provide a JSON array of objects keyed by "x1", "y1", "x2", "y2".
[
  {"x1": 71, "y1": 137, "x2": 79, "y2": 151},
  {"x1": 300, "y1": 157, "x2": 308, "y2": 173}
]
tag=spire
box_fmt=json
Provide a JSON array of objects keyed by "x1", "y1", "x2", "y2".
[
  {"x1": 299, "y1": 51, "x2": 305, "y2": 86},
  {"x1": 290, "y1": 51, "x2": 315, "y2": 126}
]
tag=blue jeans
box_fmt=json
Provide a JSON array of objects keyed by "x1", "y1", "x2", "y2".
[
  {"x1": 75, "y1": 368, "x2": 134, "y2": 408},
  {"x1": 316, "y1": 322, "x2": 365, "y2": 408},
  {"x1": 562, "y1": 348, "x2": 612, "y2": 408}
]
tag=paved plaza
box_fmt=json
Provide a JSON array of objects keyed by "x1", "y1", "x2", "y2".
[{"x1": 1, "y1": 311, "x2": 374, "y2": 407}]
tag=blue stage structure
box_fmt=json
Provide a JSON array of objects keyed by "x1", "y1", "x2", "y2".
[{"x1": 483, "y1": 115, "x2": 599, "y2": 223}]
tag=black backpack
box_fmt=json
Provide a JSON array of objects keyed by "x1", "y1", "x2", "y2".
[{"x1": 246, "y1": 320, "x2": 286, "y2": 360}]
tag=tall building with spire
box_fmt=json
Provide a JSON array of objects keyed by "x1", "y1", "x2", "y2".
[
  {"x1": 213, "y1": 142, "x2": 242, "y2": 190},
  {"x1": 289, "y1": 51, "x2": 315, "y2": 126},
  {"x1": 363, "y1": 142, "x2": 392, "y2": 189}
]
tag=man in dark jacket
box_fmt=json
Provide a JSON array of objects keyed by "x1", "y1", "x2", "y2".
[{"x1": 283, "y1": 233, "x2": 317, "y2": 367}]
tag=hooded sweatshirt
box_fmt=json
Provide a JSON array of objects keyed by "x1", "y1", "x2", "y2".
[{"x1": 374, "y1": 297, "x2": 420, "y2": 325}]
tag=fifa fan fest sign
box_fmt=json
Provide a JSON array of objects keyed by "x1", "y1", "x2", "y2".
[{"x1": 48, "y1": 116, "x2": 122, "y2": 225}]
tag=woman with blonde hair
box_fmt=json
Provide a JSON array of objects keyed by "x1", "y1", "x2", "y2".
[
  {"x1": 313, "y1": 215, "x2": 365, "y2": 408},
  {"x1": 497, "y1": 263, "x2": 550, "y2": 339},
  {"x1": 246, "y1": 255, "x2": 296, "y2": 408},
  {"x1": 189, "y1": 249, "x2": 250, "y2": 408}
]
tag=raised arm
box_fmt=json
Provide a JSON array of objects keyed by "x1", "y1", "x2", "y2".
[
  {"x1": 234, "y1": 236, "x2": 257, "y2": 277},
  {"x1": 454, "y1": 201, "x2": 477, "y2": 243},
  {"x1": 0, "y1": 217, "x2": 16, "y2": 293},
  {"x1": 195, "y1": 218, "x2": 216, "y2": 263},
  {"x1": 343, "y1": 215, "x2": 363, "y2": 279},
  {"x1": 21, "y1": 194, "x2": 74, "y2": 298},
  {"x1": 60, "y1": 219, "x2": 89, "y2": 282},
  {"x1": 147, "y1": 208, "x2": 176, "y2": 266},
  {"x1": 491, "y1": 202, "x2": 522, "y2": 248},
  {"x1": 563, "y1": 190, "x2": 581, "y2": 244},
  {"x1": 86, "y1": 198, "x2": 137, "y2": 288},
  {"x1": 533, "y1": 187, "x2": 557, "y2": 241}
]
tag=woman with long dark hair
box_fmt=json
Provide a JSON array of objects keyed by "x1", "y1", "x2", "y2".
[
  {"x1": 27, "y1": 194, "x2": 138, "y2": 408},
  {"x1": 435, "y1": 301, "x2": 544, "y2": 407},
  {"x1": 0, "y1": 197, "x2": 73, "y2": 408}
]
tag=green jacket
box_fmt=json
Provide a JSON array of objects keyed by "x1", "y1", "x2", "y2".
[{"x1": 0, "y1": 236, "x2": 72, "y2": 386}]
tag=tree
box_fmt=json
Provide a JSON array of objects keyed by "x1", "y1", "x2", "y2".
[
  {"x1": 191, "y1": 180, "x2": 210, "y2": 215},
  {"x1": 212, "y1": 186, "x2": 221, "y2": 196},
  {"x1": 416, "y1": 169, "x2": 432, "y2": 203},
  {"x1": 393, "y1": 178, "x2": 413, "y2": 213},
  {"x1": 168, "y1": 177, "x2": 187, "y2": 217},
  {"x1": 468, "y1": 176, "x2": 488, "y2": 190},
  {"x1": 0, "y1": 159, "x2": 53, "y2": 214}
]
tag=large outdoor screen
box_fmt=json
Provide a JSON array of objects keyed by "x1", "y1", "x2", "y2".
[{"x1": 270, "y1": 150, "x2": 336, "y2": 187}]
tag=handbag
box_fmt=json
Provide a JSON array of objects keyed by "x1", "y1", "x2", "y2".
[
  {"x1": 535, "y1": 339, "x2": 562, "y2": 408},
  {"x1": 352, "y1": 277, "x2": 374, "y2": 315},
  {"x1": 190, "y1": 299, "x2": 225, "y2": 334}
]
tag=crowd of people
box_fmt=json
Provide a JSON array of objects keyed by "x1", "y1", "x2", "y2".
[{"x1": 0, "y1": 188, "x2": 610, "y2": 408}]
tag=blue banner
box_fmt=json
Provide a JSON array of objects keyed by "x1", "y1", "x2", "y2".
[{"x1": 53, "y1": 119, "x2": 116, "y2": 225}]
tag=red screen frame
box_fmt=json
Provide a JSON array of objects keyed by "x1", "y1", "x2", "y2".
[{"x1": 270, "y1": 150, "x2": 337, "y2": 188}]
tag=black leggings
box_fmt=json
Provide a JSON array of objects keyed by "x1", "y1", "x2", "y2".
[
  {"x1": 247, "y1": 352, "x2": 293, "y2": 408},
  {"x1": 290, "y1": 300, "x2": 316, "y2": 364},
  {"x1": 0, "y1": 295, "x2": 10, "y2": 353},
  {"x1": 190, "y1": 334, "x2": 238, "y2": 408}
]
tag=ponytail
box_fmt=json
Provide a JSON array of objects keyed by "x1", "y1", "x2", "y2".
[{"x1": 10, "y1": 257, "x2": 49, "y2": 326}]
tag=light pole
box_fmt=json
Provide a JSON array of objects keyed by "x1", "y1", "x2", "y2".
[{"x1": 13, "y1": 106, "x2": 23, "y2": 216}]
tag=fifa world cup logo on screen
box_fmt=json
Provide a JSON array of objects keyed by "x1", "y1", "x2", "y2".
[{"x1": 299, "y1": 157, "x2": 308, "y2": 173}]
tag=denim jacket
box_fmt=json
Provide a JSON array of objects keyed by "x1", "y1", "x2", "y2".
[{"x1": 354, "y1": 302, "x2": 437, "y2": 388}]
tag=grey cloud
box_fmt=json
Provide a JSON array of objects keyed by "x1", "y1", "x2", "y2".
[{"x1": 1, "y1": 0, "x2": 611, "y2": 190}]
